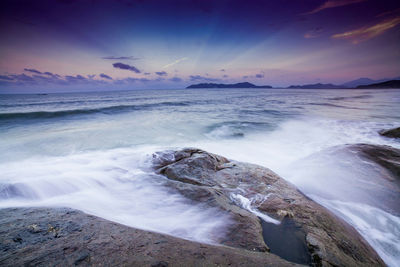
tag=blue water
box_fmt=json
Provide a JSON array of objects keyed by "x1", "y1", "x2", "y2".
[{"x1": 1, "y1": 88, "x2": 400, "y2": 265}]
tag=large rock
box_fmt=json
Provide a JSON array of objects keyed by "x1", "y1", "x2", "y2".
[
  {"x1": 0, "y1": 207, "x2": 299, "y2": 267},
  {"x1": 379, "y1": 127, "x2": 400, "y2": 139},
  {"x1": 350, "y1": 144, "x2": 400, "y2": 181},
  {"x1": 153, "y1": 148, "x2": 384, "y2": 266},
  {"x1": 344, "y1": 144, "x2": 400, "y2": 216}
]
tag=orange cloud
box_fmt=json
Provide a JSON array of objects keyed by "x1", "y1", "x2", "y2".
[
  {"x1": 305, "y1": 0, "x2": 365, "y2": 15},
  {"x1": 331, "y1": 17, "x2": 400, "y2": 44}
]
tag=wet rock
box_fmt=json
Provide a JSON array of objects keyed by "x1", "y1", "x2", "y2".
[
  {"x1": 379, "y1": 127, "x2": 400, "y2": 139},
  {"x1": 0, "y1": 207, "x2": 299, "y2": 266},
  {"x1": 344, "y1": 144, "x2": 400, "y2": 216},
  {"x1": 153, "y1": 148, "x2": 385, "y2": 266},
  {"x1": 350, "y1": 144, "x2": 400, "y2": 181}
]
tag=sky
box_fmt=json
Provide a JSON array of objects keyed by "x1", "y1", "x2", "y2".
[{"x1": 0, "y1": 0, "x2": 400, "y2": 93}]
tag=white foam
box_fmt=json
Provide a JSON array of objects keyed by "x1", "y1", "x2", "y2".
[
  {"x1": 311, "y1": 197, "x2": 400, "y2": 267},
  {"x1": 0, "y1": 146, "x2": 231, "y2": 244},
  {"x1": 230, "y1": 193, "x2": 280, "y2": 224}
]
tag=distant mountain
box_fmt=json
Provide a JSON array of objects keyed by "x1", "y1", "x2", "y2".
[
  {"x1": 186, "y1": 82, "x2": 272, "y2": 89},
  {"x1": 342, "y1": 76, "x2": 400, "y2": 87},
  {"x1": 356, "y1": 80, "x2": 400, "y2": 89},
  {"x1": 287, "y1": 83, "x2": 345, "y2": 89},
  {"x1": 341, "y1": 78, "x2": 376, "y2": 88}
]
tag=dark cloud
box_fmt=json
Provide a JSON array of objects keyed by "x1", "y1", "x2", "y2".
[
  {"x1": 220, "y1": 69, "x2": 226, "y2": 72},
  {"x1": 190, "y1": 75, "x2": 220, "y2": 82},
  {"x1": 243, "y1": 76, "x2": 249, "y2": 79},
  {"x1": 255, "y1": 73, "x2": 264, "y2": 78},
  {"x1": 87, "y1": 74, "x2": 96, "y2": 79},
  {"x1": 223, "y1": 74, "x2": 229, "y2": 78},
  {"x1": 113, "y1": 62, "x2": 141, "y2": 73},
  {"x1": 155, "y1": 71, "x2": 167, "y2": 76},
  {"x1": 100, "y1": 73, "x2": 112, "y2": 80},
  {"x1": 169, "y1": 77, "x2": 182, "y2": 82},
  {"x1": 0, "y1": 75, "x2": 14, "y2": 81},
  {"x1": 121, "y1": 77, "x2": 150, "y2": 83},
  {"x1": 23, "y1": 69, "x2": 62, "y2": 78},
  {"x1": 102, "y1": 56, "x2": 139, "y2": 60},
  {"x1": 24, "y1": 68, "x2": 42, "y2": 74},
  {"x1": 65, "y1": 75, "x2": 88, "y2": 83},
  {"x1": 43, "y1": 71, "x2": 60, "y2": 77},
  {"x1": 11, "y1": 73, "x2": 35, "y2": 82},
  {"x1": 144, "y1": 72, "x2": 151, "y2": 75}
]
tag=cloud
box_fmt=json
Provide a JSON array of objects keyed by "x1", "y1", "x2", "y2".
[
  {"x1": 65, "y1": 75, "x2": 88, "y2": 83},
  {"x1": 223, "y1": 74, "x2": 229, "y2": 78},
  {"x1": 169, "y1": 77, "x2": 182, "y2": 82},
  {"x1": 331, "y1": 17, "x2": 400, "y2": 43},
  {"x1": 24, "y1": 68, "x2": 42, "y2": 74},
  {"x1": 0, "y1": 75, "x2": 14, "y2": 81},
  {"x1": 255, "y1": 74, "x2": 264, "y2": 78},
  {"x1": 305, "y1": 0, "x2": 365, "y2": 15},
  {"x1": 189, "y1": 75, "x2": 220, "y2": 82},
  {"x1": 376, "y1": 8, "x2": 400, "y2": 18},
  {"x1": 155, "y1": 71, "x2": 167, "y2": 76},
  {"x1": 118, "y1": 77, "x2": 151, "y2": 84},
  {"x1": 11, "y1": 74, "x2": 35, "y2": 82},
  {"x1": 113, "y1": 62, "x2": 141, "y2": 73},
  {"x1": 23, "y1": 68, "x2": 62, "y2": 78},
  {"x1": 43, "y1": 71, "x2": 60, "y2": 77},
  {"x1": 163, "y1": 57, "x2": 188, "y2": 68},
  {"x1": 304, "y1": 27, "x2": 323, "y2": 38},
  {"x1": 144, "y1": 72, "x2": 151, "y2": 75},
  {"x1": 220, "y1": 69, "x2": 225, "y2": 72},
  {"x1": 100, "y1": 73, "x2": 112, "y2": 80},
  {"x1": 102, "y1": 56, "x2": 139, "y2": 60},
  {"x1": 87, "y1": 74, "x2": 96, "y2": 79}
]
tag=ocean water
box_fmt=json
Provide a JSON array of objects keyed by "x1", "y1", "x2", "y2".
[{"x1": 1, "y1": 88, "x2": 399, "y2": 265}]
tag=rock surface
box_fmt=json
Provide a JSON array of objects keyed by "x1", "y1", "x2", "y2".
[
  {"x1": 379, "y1": 127, "x2": 400, "y2": 139},
  {"x1": 345, "y1": 144, "x2": 400, "y2": 215},
  {"x1": 153, "y1": 148, "x2": 384, "y2": 266},
  {"x1": 0, "y1": 207, "x2": 300, "y2": 267},
  {"x1": 349, "y1": 144, "x2": 400, "y2": 182}
]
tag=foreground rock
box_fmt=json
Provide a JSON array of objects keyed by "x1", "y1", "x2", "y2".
[
  {"x1": 153, "y1": 148, "x2": 384, "y2": 266},
  {"x1": 0, "y1": 207, "x2": 299, "y2": 267},
  {"x1": 379, "y1": 127, "x2": 400, "y2": 139}
]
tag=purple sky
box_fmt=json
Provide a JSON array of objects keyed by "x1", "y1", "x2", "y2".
[{"x1": 0, "y1": 0, "x2": 400, "y2": 92}]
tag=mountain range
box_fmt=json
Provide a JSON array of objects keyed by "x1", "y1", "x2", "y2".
[
  {"x1": 356, "y1": 80, "x2": 400, "y2": 89},
  {"x1": 186, "y1": 76, "x2": 400, "y2": 89},
  {"x1": 341, "y1": 76, "x2": 400, "y2": 87},
  {"x1": 186, "y1": 82, "x2": 272, "y2": 89}
]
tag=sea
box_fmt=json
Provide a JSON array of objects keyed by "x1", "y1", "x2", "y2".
[{"x1": 1, "y1": 88, "x2": 399, "y2": 266}]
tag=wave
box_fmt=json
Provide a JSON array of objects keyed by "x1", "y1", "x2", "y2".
[
  {"x1": 240, "y1": 109, "x2": 297, "y2": 117},
  {"x1": 328, "y1": 95, "x2": 372, "y2": 101},
  {"x1": 0, "y1": 101, "x2": 193, "y2": 121},
  {"x1": 205, "y1": 121, "x2": 271, "y2": 139},
  {"x1": 308, "y1": 102, "x2": 364, "y2": 109}
]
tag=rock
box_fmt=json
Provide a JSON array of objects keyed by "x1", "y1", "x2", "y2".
[
  {"x1": 348, "y1": 144, "x2": 400, "y2": 182},
  {"x1": 0, "y1": 207, "x2": 299, "y2": 266},
  {"x1": 153, "y1": 148, "x2": 384, "y2": 266},
  {"x1": 379, "y1": 127, "x2": 400, "y2": 138},
  {"x1": 344, "y1": 144, "x2": 400, "y2": 215}
]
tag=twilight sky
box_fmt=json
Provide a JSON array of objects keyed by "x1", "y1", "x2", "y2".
[{"x1": 0, "y1": 0, "x2": 400, "y2": 92}]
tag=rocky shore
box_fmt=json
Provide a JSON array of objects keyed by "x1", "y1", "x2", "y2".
[{"x1": 0, "y1": 148, "x2": 389, "y2": 266}]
